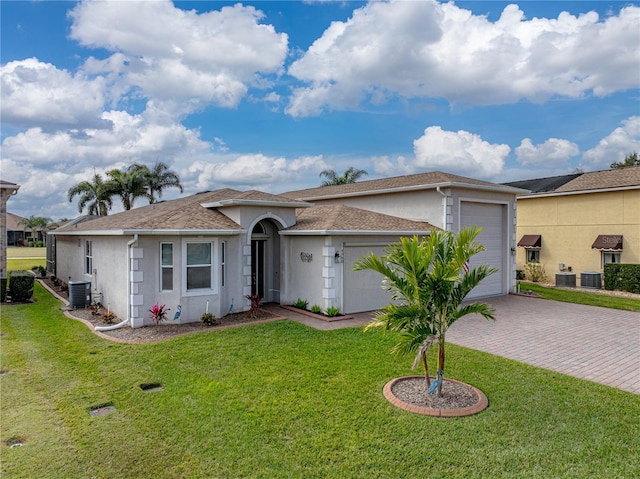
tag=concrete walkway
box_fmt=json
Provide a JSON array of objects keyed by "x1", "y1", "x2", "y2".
[{"x1": 264, "y1": 295, "x2": 640, "y2": 394}]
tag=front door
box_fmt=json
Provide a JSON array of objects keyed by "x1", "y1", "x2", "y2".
[{"x1": 251, "y1": 239, "x2": 265, "y2": 298}]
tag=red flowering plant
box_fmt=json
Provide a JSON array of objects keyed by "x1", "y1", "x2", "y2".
[{"x1": 149, "y1": 304, "x2": 170, "y2": 327}]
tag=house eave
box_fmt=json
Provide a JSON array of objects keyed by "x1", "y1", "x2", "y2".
[
  {"x1": 280, "y1": 230, "x2": 433, "y2": 236},
  {"x1": 294, "y1": 181, "x2": 527, "y2": 201},
  {"x1": 517, "y1": 185, "x2": 639, "y2": 199},
  {"x1": 201, "y1": 199, "x2": 313, "y2": 208},
  {"x1": 52, "y1": 229, "x2": 245, "y2": 236}
]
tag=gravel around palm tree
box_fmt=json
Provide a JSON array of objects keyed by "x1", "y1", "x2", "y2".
[
  {"x1": 354, "y1": 226, "x2": 497, "y2": 396},
  {"x1": 319, "y1": 167, "x2": 368, "y2": 186}
]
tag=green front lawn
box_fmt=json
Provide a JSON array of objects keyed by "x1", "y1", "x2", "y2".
[
  {"x1": 520, "y1": 282, "x2": 640, "y2": 311},
  {"x1": 1, "y1": 283, "x2": 638, "y2": 478},
  {"x1": 6, "y1": 246, "x2": 46, "y2": 258}
]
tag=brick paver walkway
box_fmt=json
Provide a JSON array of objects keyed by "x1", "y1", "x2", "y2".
[{"x1": 266, "y1": 295, "x2": 640, "y2": 394}]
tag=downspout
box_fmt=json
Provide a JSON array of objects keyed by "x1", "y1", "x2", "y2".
[
  {"x1": 436, "y1": 186, "x2": 448, "y2": 231},
  {"x1": 95, "y1": 233, "x2": 138, "y2": 331}
]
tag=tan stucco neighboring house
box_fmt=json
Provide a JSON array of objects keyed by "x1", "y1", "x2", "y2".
[{"x1": 504, "y1": 166, "x2": 640, "y2": 287}]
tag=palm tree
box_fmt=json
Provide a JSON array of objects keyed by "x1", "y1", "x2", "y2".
[
  {"x1": 17, "y1": 215, "x2": 52, "y2": 245},
  {"x1": 319, "y1": 167, "x2": 368, "y2": 186},
  {"x1": 130, "y1": 161, "x2": 183, "y2": 203},
  {"x1": 68, "y1": 174, "x2": 113, "y2": 216},
  {"x1": 354, "y1": 226, "x2": 497, "y2": 396},
  {"x1": 105, "y1": 166, "x2": 148, "y2": 210}
]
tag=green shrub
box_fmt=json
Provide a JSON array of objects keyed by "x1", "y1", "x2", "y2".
[
  {"x1": 524, "y1": 262, "x2": 546, "y2": 283},
  {"x1": 0, "y1": 278, "x2": 7, "y2": 302},
  {"x1": 516, "y1": 269, "x2": 525, "y2": 280},
  {"x1": 604, "y1": 263, "x2": 640, "y2": 294},
  {"x1": 310, "y1": 304, "x2": 322, "y2": 314},
  {"x1": 200, "y1": 312, "x2": 218, "y2": 326},
  {"x1": 293, "y1": 298, "x2": 309, "y2": 309},
  {"x1": 325, "y1": 306, "x2": 341, "y2": 317},
  {"x1": 8, "y1": 270, "x2": 34, "y2": 302}
]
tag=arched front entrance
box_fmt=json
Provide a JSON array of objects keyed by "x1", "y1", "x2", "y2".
[{"x1": 250, "y1": 219, "x2": 281, "y2": 303}]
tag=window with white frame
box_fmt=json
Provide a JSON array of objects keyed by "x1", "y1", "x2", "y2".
[
  {"x1": 186, "y1": 241, "x2": 213, "y2": 290},
  {"x1": 85, "y1": 240, "x2": 93, "y2": 275},
  {"x1": 160, "y1": 243, "x2": 173, "y2": 291},
  {"x1": 526, "y1": 248, "x2": 540, "y2": 263},
  {"x1": 602, "y1": 251, "x2": 621, "y2": 268}
]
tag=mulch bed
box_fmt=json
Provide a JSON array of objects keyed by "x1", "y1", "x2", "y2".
[{"x1": 37, "y1": 276, "x2": 282, "y2": 343}]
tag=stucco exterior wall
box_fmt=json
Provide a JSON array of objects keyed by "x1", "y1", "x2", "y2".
[
  {"x1": 516, "y1": 190, "x2": 640, "y2": 284},
  {"x1": 281, "y1": 235, "x2": 326, "y2": 309}
]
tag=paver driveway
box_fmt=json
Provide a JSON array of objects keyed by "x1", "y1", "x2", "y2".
[
  {"x1": 268, "y1": 294, "x2": 640, "y2": 394},
  {"x1": 446, "y1": 294, "x2": 639, "y2": 394}
]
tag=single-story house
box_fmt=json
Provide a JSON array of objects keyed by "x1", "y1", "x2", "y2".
[
  {"x1": 504, "y1": 166, "x2": 640, "y2": 286},
  {"x1": 51, "y1": 171, "x2": 524, "y2": 328},
  {"x1": 1, "y1": 180, "x2": 21, "y2": 280},
  {"x1": 6, "y1": 212, "x2": 28, "y2": 246}
]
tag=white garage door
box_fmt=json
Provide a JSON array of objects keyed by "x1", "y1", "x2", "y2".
[
  {"x1": 343, "y1": 245, "x2": 392, "y2": 314},
  {"x1": 460, "y1": 202, "x2": 505, "y2": 299}
]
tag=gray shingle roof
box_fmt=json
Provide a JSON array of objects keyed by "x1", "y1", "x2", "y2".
[
  {"x1": 283, "y1": 171, "x2": 520, "y2": 200},
  {"x1": 555, "y1": 166, "x2": 640, "y2": 192},
  {"x1": 286, "y1": 204, "x2": 436, "y2": 233}
]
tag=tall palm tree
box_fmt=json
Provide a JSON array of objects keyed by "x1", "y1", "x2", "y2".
[
  {"x1": 130, "y1": 161, "x2": 183, "y2": 203},
  {"x1": 319, "y1": 167, "x2": 368, "y2": 186},
  {"x1": 354, "y1": 226, "x2": 497, "y2": 396},
  {"x1": 68, "y1": 174, "x2": 113, "y2": 216},
  {"x1": 105, "y1": 167, "x2": 148, "y2": 210}
]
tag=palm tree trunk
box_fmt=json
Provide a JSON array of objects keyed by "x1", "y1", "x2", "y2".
[
  {"x1": 421, "y1": 351, "x2": 431, "y2": 388},
  {"x1": 438, "y1": 339, "x2": 445, "y2": 396}
]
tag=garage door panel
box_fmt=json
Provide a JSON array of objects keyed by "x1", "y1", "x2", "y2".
[
  {"x1": 343, "y1": 245, "x2": 392, "y2": 314},
  {"x1": 461, "y1": 202, "x2": 505, "y2": 299}
]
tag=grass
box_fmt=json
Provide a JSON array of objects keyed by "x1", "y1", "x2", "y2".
[
  {"x1": 7, "y1": 247, "x2": 46, "y2": 273},
  {"x1": 1, "y1": 283, "x2": 639, "y2": 478},
  {"x1": 7, "y1": 246, "x2": 46, "y2": 258},
  {"x1": 520, "y1": 281, "x2": 640, "y2": 311}
]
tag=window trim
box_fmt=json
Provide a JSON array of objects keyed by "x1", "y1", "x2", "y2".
[
  {"x1": 601, "y1": 251, "x2": 621, "y2": 268},
  {"x1": 160, "y1": 242, "x2": 174, "y2": 292},
  {"x1": 182, "y1": 239, "x2": 217, "y2": 296},
  {"x1": 221, "y1": 241, "x2": 226, "y2": 288},
  {"x1": 525, "y1": 247, "x2": 540, "y2": 264}
]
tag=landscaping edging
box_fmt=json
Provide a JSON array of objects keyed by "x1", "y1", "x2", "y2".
[
  {"x1": 383, "y1": 375, "x2": 489, "y2": 417},
  {"x1": 280, "y1": 304, "x2": 354, "y2": 322}
]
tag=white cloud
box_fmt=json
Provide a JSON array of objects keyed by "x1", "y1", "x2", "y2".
[
  {"x1": 372, "y1": 127, "x2": 509, "y2": 179},
  {"x1": 516, "y1": 138, "x2": 579, "y2": 166},
  {"x1": 582, "y1": 116, "x2": 640, "y2": 169},
  {"x1": 0, "y1": 58, "x2": 107, "y2": 129},
  {"x1": 191, "y1": 154, "x2": 329, "y2": 189},
  {"x1": 287, "y1": 0, "x2": 640, "y2": 117},
  {"x1": 68, "y1": 0, "x2": 288, "y2": 114}
]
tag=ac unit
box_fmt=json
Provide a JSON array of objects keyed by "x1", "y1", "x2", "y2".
[{"x1": 580, "y1": 272, "x2": 602, "y2": 289}]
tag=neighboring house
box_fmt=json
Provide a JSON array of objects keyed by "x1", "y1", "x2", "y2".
[
  {"x1": 285, "y1": 171, "x2": 526, "y2": 301},
  {"x1": 51, "y1": 172, "x2": 523, "y2": 328},
  {"x1": 505, "y1": 166, "x2": 640, "y2": 286},
  {"x1": 1, "y1": 180, "x2": 20, "y2": 282},
  {"x1": 7, "y1": 212, "x2": 28, "y2": 246}
]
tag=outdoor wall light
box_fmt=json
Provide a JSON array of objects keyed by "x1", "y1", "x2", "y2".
[{"x1": 334, "y1": 250, "x2": 343, "y2": 263}]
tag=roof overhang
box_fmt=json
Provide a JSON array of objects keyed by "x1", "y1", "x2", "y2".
[
  {"x1": 280, "y1": 230, "x2": 433, "y2": 236},
  {"x1": 201, "y1": 199, "x2": 312, "y2": 208},
  {"x1": 517, "y1": 185, "x2": 639, "y2": 199},
  {"x1": 517, "y1": 234, "x2": 542, "y2": 248},
  {"x1": 591, "y1": 235, "x2": 623, "y2": 250},
  {"x1": 52, "y1": 229, "x2": 245, "y2": 237},
  {"x1": 294, "y1": 181, "x2": 527, "y2": 201}
]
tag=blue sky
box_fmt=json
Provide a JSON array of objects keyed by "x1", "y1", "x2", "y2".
[{"x1": 2, "y1": 0, "x2": 639, "y2": 220}]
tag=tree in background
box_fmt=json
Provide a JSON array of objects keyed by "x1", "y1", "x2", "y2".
[
  {"x1": 105, "y1": 166, "x2": 148, "y2": 211},
  {"x1": 319, "y1": 167, "x2": 368, "y2": 186},
  {"x1": 130, "y1": 161, "x2": 183, "y2": 203},
  {"x1": 354, "y1": 227, "x2": 496, "y2": 396},
  {"x1": 68, "y1": 174, "x2": 113, "y2": 216},
  {"x1": 610, "y1": 152, "x2": 639, "y2": 169},
  {"x1": 17, "y1": 215, "x2": 52, "y2": 245}
]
